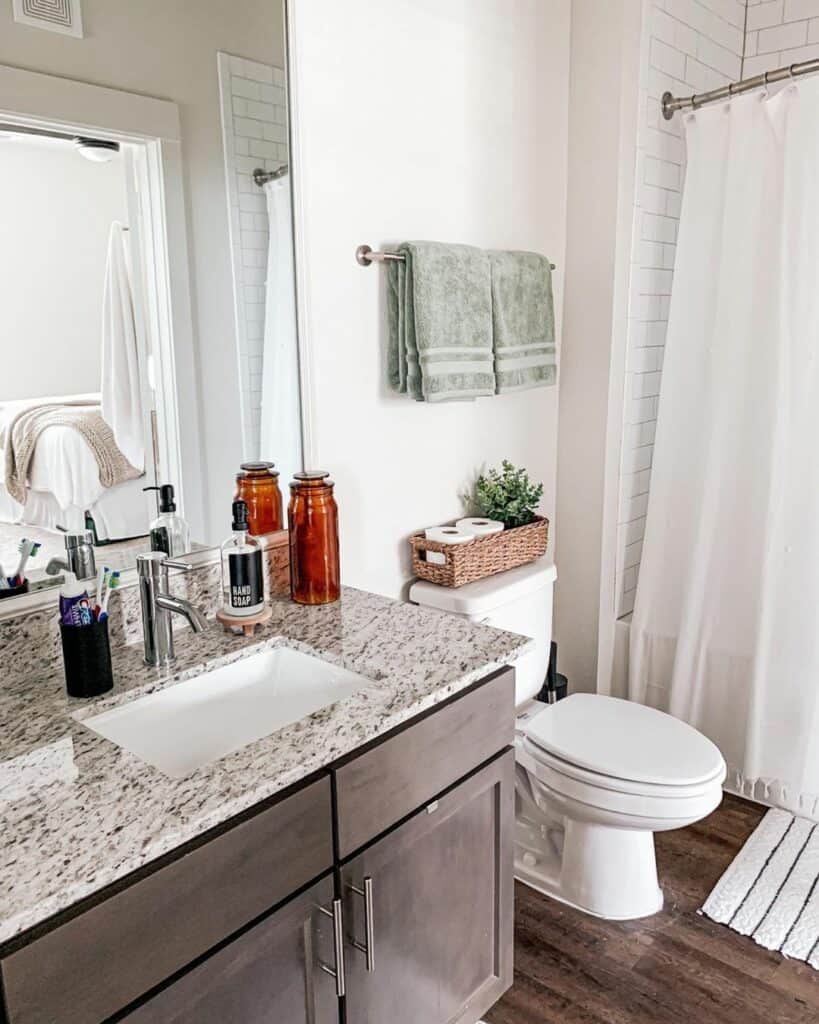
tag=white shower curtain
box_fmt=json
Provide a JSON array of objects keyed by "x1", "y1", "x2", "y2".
[
  {"x1": 630, "y1": 79, "x2": 819, "y2": 818},
  {"x1": 259, "y1": 176, "x2": 301, "y2": 489}
]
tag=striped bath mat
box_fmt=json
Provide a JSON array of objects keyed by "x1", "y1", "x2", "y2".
[{"x1": 701, "y1": 808, "x2": 819, "y2": 965}]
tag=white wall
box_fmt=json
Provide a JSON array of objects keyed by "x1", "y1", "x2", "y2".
[
  {"x1": 555, "y1": 0, "x2": 643, "y2": 694},
  {"x1": 289, "y1": 0, "x2": 570, "y2": 600},
  {"x1": 0, "y1": 134, "x2": 126, "y2": 400},
  {"x1": 0, "y1": 0, "x2": 284, "y2": 542}
]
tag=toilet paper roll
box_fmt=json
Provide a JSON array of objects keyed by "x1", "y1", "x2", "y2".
[
  {"x1": 455, "y1": 517, "x2": 504, "y2": 538},
  {"x1": 423, "y1": 525, "x2": 473, "y2": 565}
]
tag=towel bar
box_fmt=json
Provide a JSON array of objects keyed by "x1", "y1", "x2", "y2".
[{"x1": 356, "y1": 244, "x2": 555, "y2": 271}]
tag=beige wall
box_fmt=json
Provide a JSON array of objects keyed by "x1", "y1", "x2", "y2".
[
  {"x1": 0, "y1": 0, "x2": 284, "y2": 540},
  {"x1": 289, "y1": 0, "x2": 571, "y2": 600},
  {"x1": 554, "y1": 0, "x2": 642, "y2": 693}
]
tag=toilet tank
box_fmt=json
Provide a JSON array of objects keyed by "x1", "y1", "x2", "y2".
[{"x1": 409, "y1": 558, "x2": 557, "y2": 706}]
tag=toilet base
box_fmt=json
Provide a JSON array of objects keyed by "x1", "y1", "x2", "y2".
[{"x1": 514, "y1": 813, "x2": 664, "y2": 921}]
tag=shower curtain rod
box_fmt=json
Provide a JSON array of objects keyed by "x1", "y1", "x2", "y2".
[{"x1": 662, "y1": 56, "x2": 819, "y2": 119}]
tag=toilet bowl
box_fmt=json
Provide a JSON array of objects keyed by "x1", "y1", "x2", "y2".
[
  {"x1": 514, "y1": 693, "x2": 725, "y2": 919},
  {"x1": 409, "y1": 559, "x2": 727, "y2": 921}
]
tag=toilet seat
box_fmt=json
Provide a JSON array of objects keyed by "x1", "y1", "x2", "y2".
[
  {"x1": 520, "y1": 736, "x2": 725, "y2": 801},
  {"x1": 519, "y1": 737, "x2": 724, "y2": 830},
  {"x1": 523, "y1": 692, "x2": 725, "y2": 788}
]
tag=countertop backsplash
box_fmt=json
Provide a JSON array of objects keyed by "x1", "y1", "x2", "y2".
[{"x1": 0, "y1": 535, "x2": 290, "y2": 685}]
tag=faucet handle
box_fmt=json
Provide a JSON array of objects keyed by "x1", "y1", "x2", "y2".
[{"x1": 136, "y1": 551, "x2": 194, "y2": 580}]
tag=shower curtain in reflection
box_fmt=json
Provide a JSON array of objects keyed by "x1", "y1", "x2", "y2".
[
  {"x1": 630, "y1": 79, "x2": 819, "y2": 818},
  {"x1": 260, "y1": 175, "x2": 300, "y2": 489}
]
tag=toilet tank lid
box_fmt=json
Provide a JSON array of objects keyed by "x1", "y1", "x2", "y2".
[{"x1": 409, "y1": 558, "x2": 557, "y2": 617}]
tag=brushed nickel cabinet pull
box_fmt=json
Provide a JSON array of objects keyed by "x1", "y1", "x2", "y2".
[
  {"x1": 318, "y1": 898, "x2": 346, "y2": 997},
  {"x1": 349, "y1": 876, "x2": 376, "y2": 972}
]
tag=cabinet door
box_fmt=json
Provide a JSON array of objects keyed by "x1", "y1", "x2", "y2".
[
  {"x1": 123, "y1": 874, "x2": 340, "y2": 1024},
  {"x1": 340, "y1": 749, "x2": 514, "y2": 1024}
]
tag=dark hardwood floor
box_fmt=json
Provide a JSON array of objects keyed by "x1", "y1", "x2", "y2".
[{"x1": 486, "y1": 795, "x2": 819, "y2": 1023}]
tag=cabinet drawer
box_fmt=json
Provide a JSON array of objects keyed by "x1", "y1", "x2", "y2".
[
  {"x1": 1, "y1": 775, "x2": 333, "y2": 1024},
  {"x1": 334, "y1": 667, "x2": 514, "y2": 858}
]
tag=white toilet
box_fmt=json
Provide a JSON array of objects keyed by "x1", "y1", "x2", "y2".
[{"x1": 409, "y1": 559, "x2": 726, "y2": 921}]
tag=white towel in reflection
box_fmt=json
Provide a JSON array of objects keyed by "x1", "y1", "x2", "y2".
[{"x1": 101, "y1": 221, "x2": 144, "y2": 472}]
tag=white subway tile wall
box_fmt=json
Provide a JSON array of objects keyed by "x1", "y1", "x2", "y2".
[
  {"x1": 616, "y1": 0, "x2": 744, "y2": 617},
  {"x1": 217, "y1": 53, "x2": 288, "y2": 460},
  {"x1": 744, "y1": 0, "x2": 819, "y2": 75},
  {"x1": 618, "y1": 0, "x2": 819, "y2": 617}
]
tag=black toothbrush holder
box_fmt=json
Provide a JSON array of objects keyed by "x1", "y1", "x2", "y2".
[{"x1": 60, "y1": 618, "x2": 115, "y2": 698}]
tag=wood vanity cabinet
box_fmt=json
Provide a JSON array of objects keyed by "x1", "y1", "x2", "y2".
[
  {"x1": 0, "y1": 666, "x2": 514, "y2": 1024},
  {"x1": 341, "y1": 751, "x2": 514, "y2": 1024},
  {"x1": 121, "y1": 874, "x2": 340, "y2": 1024}
]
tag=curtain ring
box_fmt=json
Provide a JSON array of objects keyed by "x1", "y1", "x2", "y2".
[{"x1": 788, "y1": 64, "x2": 796, "y2": 79}]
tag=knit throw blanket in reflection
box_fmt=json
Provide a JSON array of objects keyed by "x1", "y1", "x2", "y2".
[{"x1": 2, "y1": 400, "x2": 140, "y2": 504}]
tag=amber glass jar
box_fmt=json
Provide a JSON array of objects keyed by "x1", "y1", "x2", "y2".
[
  {"x1": 234, "y1": 462, "x2": 283, "y2": 535},
  {"x1": 288, "y1": 471, "x2": 340, "y2": 605}
]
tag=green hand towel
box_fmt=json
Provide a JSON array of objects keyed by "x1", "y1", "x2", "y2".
[
  {"x1": 387, "y1": 241, "x2": 495, "y2": 402},
  {"x1": 489, "y1": 250, "x2": 557, "y2": 393}
]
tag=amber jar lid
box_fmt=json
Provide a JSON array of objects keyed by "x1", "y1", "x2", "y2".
[
  {"x1": 238, "y1": 461, "x2": 279, "y2": 478},
  {"x1": 292, "y1": 470, "x2": 332, "y2": 486}
]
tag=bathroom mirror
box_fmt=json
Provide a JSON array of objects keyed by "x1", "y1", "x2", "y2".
[{"x1": 0, "y1": 0, "x2": 301, "y2": 609}]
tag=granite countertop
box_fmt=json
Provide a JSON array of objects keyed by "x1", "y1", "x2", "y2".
[{"x1": 0, "y1": 586, "x2": 529, "y2": 948}]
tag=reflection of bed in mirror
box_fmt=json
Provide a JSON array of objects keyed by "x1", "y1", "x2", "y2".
[
  {"x1": 0, "y1": 162, "x2": 152, "y2": 554},
  {"x1": 0, "y1": 392, "x2": 148, "y2": 542}
]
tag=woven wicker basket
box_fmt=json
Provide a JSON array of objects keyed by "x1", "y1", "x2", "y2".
[{"x1": 410, "y1": 516, "x2": 549, "y2": 588}]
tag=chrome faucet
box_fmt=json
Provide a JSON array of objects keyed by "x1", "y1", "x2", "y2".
[
  {"x1": 46, "y1": 531, "x2": 97, "y2": 581},
  {"x1": 136, "y1": 552, "x2": 208, "y2": 667}
]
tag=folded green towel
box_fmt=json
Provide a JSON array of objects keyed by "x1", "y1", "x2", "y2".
[
  {"x1": 489, "y1": 250, "x2": 557, "y2": 393},
  {"x1": 387, "y1": 241, "x2": 495, "y2": 402}
]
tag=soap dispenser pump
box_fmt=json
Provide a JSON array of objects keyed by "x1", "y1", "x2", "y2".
[
  {"x1": 144, "y1": 483, "x2": 191, "y2": 557},
  {"x1": 220, "y1": 500, "x2": 265, "y2": 618}
]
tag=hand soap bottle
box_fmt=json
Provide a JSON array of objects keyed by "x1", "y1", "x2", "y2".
[
  {"x1": 221, "y1": 500, "x2": 265, "y2": 618},
  {"x1": 144, "y1": 484, "x2": 191, "y2": 557}
]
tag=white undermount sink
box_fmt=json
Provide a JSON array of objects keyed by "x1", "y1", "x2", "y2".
[{"x1": 81, "y1": 647, "x2": 372, "y2": 778}]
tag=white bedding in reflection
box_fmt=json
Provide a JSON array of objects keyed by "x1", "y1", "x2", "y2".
[{"x1": 0, "y1": 393, "x2": 147, "y2": 539}]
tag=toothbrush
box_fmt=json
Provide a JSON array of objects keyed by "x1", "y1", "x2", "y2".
[
  {"x1": 13, "y1": 539, "x2": 40, "y2": 586},
  {"x1": 99, "y1": 571, "x2": 120, "y2": 620},
  {"x1": 94, "y1": 565, "x2": 110, "y2": 618}
]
